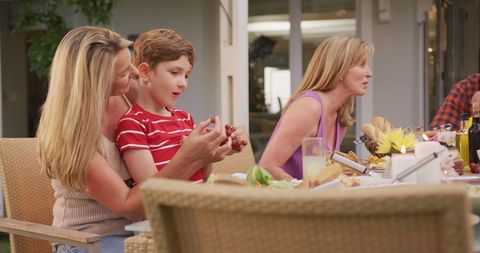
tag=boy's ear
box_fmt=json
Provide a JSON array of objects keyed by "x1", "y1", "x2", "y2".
[{"x1": 137, "y1": 63, "x2": 151, "y2": 81}]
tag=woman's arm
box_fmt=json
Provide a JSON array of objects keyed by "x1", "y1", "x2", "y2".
[
  {"x1": 126, "y1": 117, "x2": 232, "y2": 181},
  {"x1": 259, "y1": 97, "x2": 322, "y2": 180},
  {"x1": 122, "y1": 150, "x2": 216, "y2": 184},
  {"x1": 87, "y1": 151, "x2": 209, "y2": 221},
  {"x1": 202, "y1": 164, "x2": 213, "y2": 181},
  {"x1": 177, "y1": 117, "x2": 231, "y2": 164},
  {"x1": 86, "y1": 152, "x2": 146, "y2": 222},
  {"x1": 86, "y1": 151, "x2": 209, "y2": 222},
  {"x1": 86, "y1": 116, "x2": 230, "y2": 221},
  {"x1": 122, "y1": 149, "x2": 157, "y2": 184},
  {"x1": 154, "y1": 117, "x2": 231, "y2": 179}
]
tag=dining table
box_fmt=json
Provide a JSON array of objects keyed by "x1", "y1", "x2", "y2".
[{"x1": 124, "y1": 172, "x2": 480, "y2": 253}]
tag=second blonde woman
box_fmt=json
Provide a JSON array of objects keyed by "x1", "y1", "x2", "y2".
[{"x1": 259, "y1": 35, "x2": 374, "y2": 180}]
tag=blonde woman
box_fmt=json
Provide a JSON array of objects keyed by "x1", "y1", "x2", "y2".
[
  {"x1": 37, "y1": 26, "x2": 231, "y2": 253},
  {"x1": 259, "y1": 35, "x2": 374, "y2": 180}
]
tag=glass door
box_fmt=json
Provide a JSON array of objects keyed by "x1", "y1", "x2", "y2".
[
  {"x1": 248, "y1": 0, "x2": 356, "y2": 161},
  {"x1": 424, "y1": 0, "x2": 476, "y2": 128}
]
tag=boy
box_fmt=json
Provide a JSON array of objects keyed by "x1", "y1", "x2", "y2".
[{"x1": 115, "y1": 28, "x2": 211, "y2": 183}]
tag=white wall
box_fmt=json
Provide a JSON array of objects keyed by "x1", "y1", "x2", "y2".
[
  {"x1": 367, "y1": 0, "x2": 479, "y2": 129},
  {"x1": 64, "y1": 0, "x2": 221, "y2": 123},
  {"x1": 371, "y1": 0, "x2": 421, "y2": 127},
  {"x1": 355, "y1": 0, "x2": 423, "y2": 157}
]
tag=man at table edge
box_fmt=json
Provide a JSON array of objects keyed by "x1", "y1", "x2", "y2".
[{"x1": 430, "y1": 73, "x2": 480, "y2": 131}]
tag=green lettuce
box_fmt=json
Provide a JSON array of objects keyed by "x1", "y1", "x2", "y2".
[{"x1": 246, "y1": 166, "x2": 273, "y2": 186}]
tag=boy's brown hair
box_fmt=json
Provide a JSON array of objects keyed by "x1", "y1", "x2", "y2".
[{"x1": 133, "y1": 28, "x2": 195, "y2": 68}]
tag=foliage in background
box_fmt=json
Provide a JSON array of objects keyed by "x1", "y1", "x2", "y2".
[
  {"x1": 14, "y1": 0, "x2": 117, "y2": 78},
  {"x1": 248, "y1": 35, "x2": 276, "y2": 112}
]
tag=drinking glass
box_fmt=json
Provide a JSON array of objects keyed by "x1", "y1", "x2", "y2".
[
  {"x1": 403, "y1": 126, "x2": 424, "y2": 142},
  {"x1": 302, "y1": 137, "x2": 326, "y2": 183}
]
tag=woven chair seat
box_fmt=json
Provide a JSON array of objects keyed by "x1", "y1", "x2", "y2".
[
  {"x1": 0, "y1": 138, "x2": 100, "y2": 253},
  {"x1": 125, "y1": 233, "x2": 156, "y2": 253},
  {"x1": 141, "y1": 178, "x2": 474, "y2": 253}
]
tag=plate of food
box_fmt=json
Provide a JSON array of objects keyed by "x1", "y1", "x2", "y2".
[{"x1": 312, "y1": 175, "x2": 407, "y2": 190}]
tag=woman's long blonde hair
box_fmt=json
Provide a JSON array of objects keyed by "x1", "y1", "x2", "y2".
[
  {"x1": 289, "y1": 35, "x2": 374, "y2": 127},
  {"x1": 37, "y1": 26, "x2": 132, "y2": 191}
]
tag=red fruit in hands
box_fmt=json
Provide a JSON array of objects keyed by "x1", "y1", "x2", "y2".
[
  {"x1": 232, "y1": 139, "x2": 248, "y2": 152},
  {"x1": 225, "y1": 124, "x2": 236, "y2": 136},
  {"x1": 221, "y1": 124, "x2": 247, "y2": 151},
  {"x1": 469, "y1": 163, "x2": 480, "y2": 173}
]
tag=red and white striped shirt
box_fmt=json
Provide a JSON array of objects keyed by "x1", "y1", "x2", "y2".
[{"x1": 115, "y1": 103, "x2": 202, "y2": 181}]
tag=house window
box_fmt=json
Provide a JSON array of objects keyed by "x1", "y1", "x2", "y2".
[{"x1": 248, "y1": 0, "x2": 356, "y2": 160}]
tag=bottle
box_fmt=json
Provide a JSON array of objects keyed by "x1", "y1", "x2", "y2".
[
  {"x1": 456, "y1": 113, "x2": 469, "y2": 171},
  {"x1": 468, "y1": 92, "x2": 480, "y2": 173}
]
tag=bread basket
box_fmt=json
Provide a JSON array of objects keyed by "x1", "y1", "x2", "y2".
[
  {"x1": 364, "y1": 138, "x2": 390, "y2": 158},
  {"x1": 361, "y1": 116, "x2": 393, "y2": 158}
]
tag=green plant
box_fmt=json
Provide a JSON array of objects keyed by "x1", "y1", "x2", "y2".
[{"x1": 14, "y1": 0, "x2": 117, "y2": 78}]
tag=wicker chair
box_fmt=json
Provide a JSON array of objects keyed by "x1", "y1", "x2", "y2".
[
  {"x1": 211, "y1": 126, "x2": 256, "y2": 174},
  {"x1": 141, "y1": 178, "x2": 474, "y2": 253},
  {"x1": 0, "y1": 138, "x2": 101, "y2": 253}
]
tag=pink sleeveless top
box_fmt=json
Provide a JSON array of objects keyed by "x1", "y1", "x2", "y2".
[{"x1": 269, "y1": 91, "x2": 345, "y2": 179}]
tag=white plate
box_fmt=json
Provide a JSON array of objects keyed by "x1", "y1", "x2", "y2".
[
  {"x1": 313, "y1": 176, "x2": 413, "y2": 190},
  {"x1": 231, "y1": 173, "x2": 247, "y2": 180},
  {"x1": 230, "y1": 173, "x2": 302, "y2": 187},
  {"x1": 356, "y1": 176, "x2": 394, "y2": 186},
  {"x1": 449, "y1": 175, "x2": 480, "y2": 184},
  {"x1": 312, "y1": 178, "x2": 341, "y2": 189},
  {"x1": 231, "y1": 173, "x2": 411, "y2": 190}
]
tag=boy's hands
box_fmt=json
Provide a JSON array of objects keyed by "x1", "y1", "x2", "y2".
[
  {"x1": 179, "y1": 117, "x2": 249, "y2": 165},
  {"x1": 204, "y1": 120, "x2": 248, "y2": 155},
  {"x1": 207, "y1": 117, "x2": 233, "y2": 161},
  {"x1": 222, "y1": 124, "x2": 248, "y2": 153},
  {"x1": 180, "y1": 116, "x2": 231, "y2": 164}
]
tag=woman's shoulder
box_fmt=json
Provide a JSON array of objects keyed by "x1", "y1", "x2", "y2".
[
  {"x1": 285, "y1": 94, "x2": 323, "y2": 120},
  {"x1": 122, "y1": 103, "x2": 147, "y2": 119},
  {"x1": 116, "y1": 104, "x2": 149, "y2": 129},
  {"x1": 290, "y1": 91, "x2": 323, "y2": 109},
  {"x1": 298, "y1": 90, "x2": 322, "y2": 100}
]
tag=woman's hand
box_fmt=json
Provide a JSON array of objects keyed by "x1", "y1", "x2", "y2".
[{"x1": 267, "y1": 166, "x2": 294, "y2": 180}]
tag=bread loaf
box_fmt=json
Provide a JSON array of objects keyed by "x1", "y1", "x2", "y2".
[
  {"x1": 297, "y1": 163, "x2": 342, "y2": 188},
  {"x1": 384, "y1": 120, "x2": 392, "y2": 132},
  {"x1": 372, "y1": 116, "x2": 385, "y2": 131},
  {"x1": 374, "y1": 127, "x2": 383, "y2": 141},
  {"x1": 361, "y1": 123, "x2": 377, "y2": 141},
  {"x1": 347, "y1": 151, "x2": 359, "y2": 162}
]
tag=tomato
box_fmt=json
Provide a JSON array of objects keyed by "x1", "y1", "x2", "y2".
[{"x1": 469, "y1": 163, "x2": 480, "y2": 173}]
